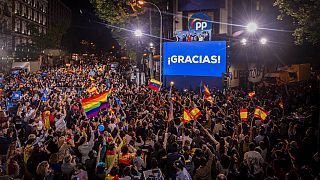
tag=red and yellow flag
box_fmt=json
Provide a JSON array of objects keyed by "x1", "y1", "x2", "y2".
[
  {"x1": 203, "y1": 83, "x2": 214, "y2": 103},
  {"x1": 89, "y1": 76, "x2": 95, "y2": 81},
  {"x1": 189, "y1": 107, "x2": 201, "y2": 120},
  {"x1": 86, "y1": 86, "x2": 98, "y2": 94},
  {"x1": 240, "y1": 108, "x2": 248, "y2": 121},
  {"x1": 248, "y1": 91, "x2": 256, "y2": 98},
  {"x1": 182, "y1": 109, "x2": 192, "y2": 123},
  {"x1": 254, "y1": 106, "x2": 268, "y2": 121}
]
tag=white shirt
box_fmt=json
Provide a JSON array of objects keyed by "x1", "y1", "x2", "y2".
[
  {"x1": 108, "y1": 123, "x2": 116, "y2": 132},
  {"x1": 243, "y1": 150, "x2": 264, "y2": 175}
]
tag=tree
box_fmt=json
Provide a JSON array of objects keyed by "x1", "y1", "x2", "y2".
[
  {"x1": 91, "y1": 0, "x2": 160, "y2": 59},
  {"x1": 274, "y1": 0, "x2": 320, "y2": 45}
]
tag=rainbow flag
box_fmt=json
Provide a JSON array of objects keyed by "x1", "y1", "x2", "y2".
[
  {"x1": 240, "y1": 108, "x2": 248, "y2": 121},
  {"x1": 81, "y1": 89, "x2": 112, "y2": 118},
  {"x1": 148, "y1": 79, "x2": 162, "y2": 91},
  {"x1": 254, "y1": 106, "x2": 268, "y2": 121}
]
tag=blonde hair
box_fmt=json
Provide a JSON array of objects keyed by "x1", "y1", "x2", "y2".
[{"x1": 36, "y1": 161, "x2": 49, "y2": 176}]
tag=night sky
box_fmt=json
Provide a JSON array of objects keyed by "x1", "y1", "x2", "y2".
[{"x1": 61, "y1": 0, "x2": 116, "y2": 53}]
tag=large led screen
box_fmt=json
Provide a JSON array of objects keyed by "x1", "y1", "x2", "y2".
[{"x1": 163, "y1": 41, "x2": 226, "y2": 77}]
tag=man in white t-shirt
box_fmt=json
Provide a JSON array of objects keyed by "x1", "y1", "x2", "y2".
[{"x1": 243, "y1": 143, "x2": 265, "y2": 176}]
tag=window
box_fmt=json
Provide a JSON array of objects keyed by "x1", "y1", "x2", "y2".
[
  {"x1": 256, "y1": 0, "x2": 261, "y2": 11},
  {"x1": 22, "y1": 5, "x2": 26, "y2": 16},
  {"x1": 15, "y1": 20, "x2": 21, "y2": 32},
  {"x1": 15, "y1": 1, "x2": 20, "y2": 14}
]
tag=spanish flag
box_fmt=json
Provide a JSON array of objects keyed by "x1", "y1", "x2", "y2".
[
  {"x1": 240, "y1": 108, "x2": 248, "y2": 121},
  {"x1": 109, "y1": 108, "x2": 116, "y2": 114},
  {"x1": 86, "y1": 86, "x2": 98, "y2": 94},
  {"x1": 148, "y1": 79, "x2": 162, "y2": 91},
  {"x1": 254, "y1": 106, "x2": 268, "y2": 121},
  {"x1": 248, "y1": 91, "x2": 256, "y2": 98},
  {"x1": 89, "y1": 76, "x2": 95, "y2": 81},
  {"x1": 189, "y1": 107, "x2": 201, "y2": 120},
  {"x1": 182, "y1": 109, "x2": 192, "y2": 123},
  {"x1": 202, "y1": 83, "x2": 214, "y2": 103}
]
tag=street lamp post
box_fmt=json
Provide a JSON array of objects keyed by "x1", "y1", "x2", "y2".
[{"x1": 138, "y1": 1, "x2": 162, "y2": 82}]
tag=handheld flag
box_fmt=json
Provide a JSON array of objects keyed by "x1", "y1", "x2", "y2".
[
  {"x1": 202, "y1": 83, "x2": 214, "y2": 103},
  {"x1": 182, "y1": 109, "x2": 192, "y2": 123},
  {"x1": 114, "y1": 97, "x2": 121, "y2": 106},
  {"x1": 86, "y1": 86, "x2": 98, "y2": 94},
  {"x1": 254, "y1": 106, "x2": 268, "y2": 121},
  {"x1": 6, "y1": 99, "x2": 13, "y2": 109},
  {"x1": 240, "y1": 108, "x2": 248, "y2": 121},
  {"x1": 148, "y1": 79, "x2": 162, "y2": 91},
  {"x1": 248, "y1": 91, "x2": 256, "y2": 98},
  {"x1": 81, "y1": 89, "x2": 112, "y2": 118},
  {"x1": 12, "y1": 91, "x2": 21, "y2": 100},
  {"x1": 109, "y1": 108, "x2": 115, "y2": 114},
  {"x1": 189, "y1": 107, "x2": 201, "y2": 120},
  {"x1": 41, "y1": 90, "x2": 49, "y2": 101}
]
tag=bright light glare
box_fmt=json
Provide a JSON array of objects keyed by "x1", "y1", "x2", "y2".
[
  {"x1": 260, "y1": 37, "x2": 267, "y2": 45},
  {"x1": 134, "y1": 29, "x2": 142, "y2": 37},
  {"x1": 241, "y1": 38, "x2": 247, "y2": 45},
  {"x1": 149, "y1": 42, "x2": 154, "y2": 47},
  {"x1": 246, "y1": 22, "x2": 258, "y2": 33},
  {"x1": 138, "y1": 1, "x2": 144, "y2": 5}
]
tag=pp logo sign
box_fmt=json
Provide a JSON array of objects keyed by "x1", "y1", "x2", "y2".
[
  {"x1": 195, "y1": 21, "x2": 208, "y2": 30},
  {"x1": 188, "y1": 12, "x2": 212, "y2": 31}
]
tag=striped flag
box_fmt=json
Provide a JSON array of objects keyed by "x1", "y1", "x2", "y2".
[
  {"x1": 248, "y1": 91, "x2": 256, "y2": 98},
  {"x1": 202, "y1": 83, "x2": 214, "y2": 103},
  {"x1": 86, "y1": 86, "x2": 99, "y2": 94},
  {"x1": 240, "y1": 108, "x2": 248, "y2": 121},
  {"x1": 148, "y1": 79, "x2": 162, "y2": 91},
  {"x1": 189, "y1": 107, "x2": 201, "y2": 120},
  {"x1": 182, "y1": 109, "x2": 192, "y2": 123},
  {"x1": 254, "y1": 106, "x2": 268, "y2": 121}
]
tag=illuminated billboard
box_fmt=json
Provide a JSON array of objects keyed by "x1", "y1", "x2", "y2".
[{"x1": 163, "y1": 41, "x2": 226, "y2": 77}]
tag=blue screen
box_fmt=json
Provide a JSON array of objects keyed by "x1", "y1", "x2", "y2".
[{"x1": 163, "y1": 41, "x2": 226, "y2": 77}]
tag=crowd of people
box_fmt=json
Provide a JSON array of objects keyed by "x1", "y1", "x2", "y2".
[{"x1": 0, "y1": 62, "x2": 318, "y2": 180}]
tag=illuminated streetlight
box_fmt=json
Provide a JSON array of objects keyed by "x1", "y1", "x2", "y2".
[
  {"x1": 260, "y1": 37, "x2": 267, "y2": 45},
  {"x1": 134, "y1": 29, "x2": 142, "y2": 37},
  {"x1": 246, "y1": 22, "x2": 258, "y2": 33},
  {"x1": 241, "y1": 38, "x2": 247, "y2": 45}
]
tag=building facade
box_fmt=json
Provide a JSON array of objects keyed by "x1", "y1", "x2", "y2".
[
  {"x1": 0, "y1": 0, "x2": 12, "y2": 54},
  {"x1": 12, "y1": 0, "x2": 48, "y2": 50},
  {"x1": 48, "y1": 0, "x2": 71, "y2": 30}
]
